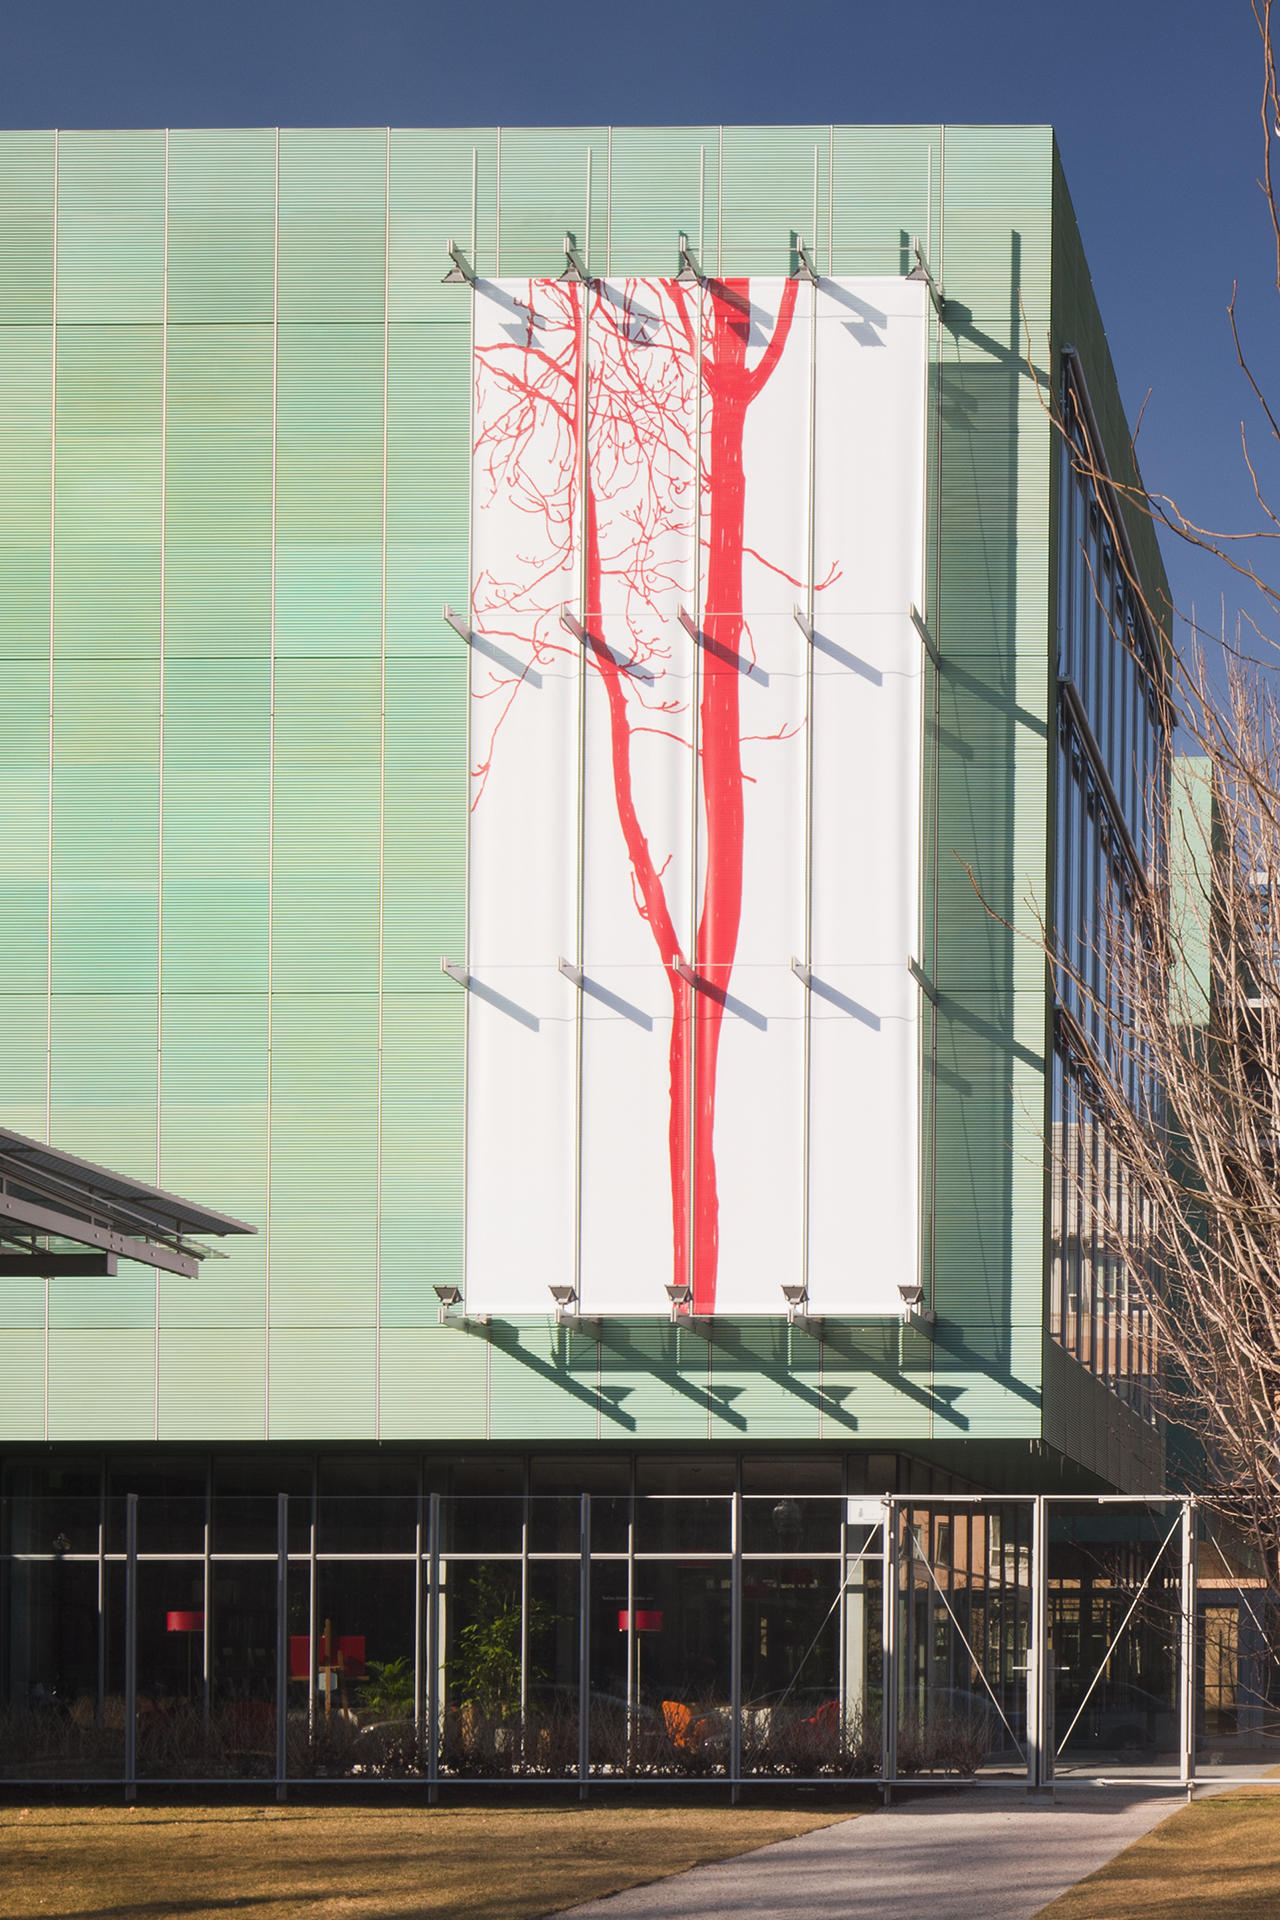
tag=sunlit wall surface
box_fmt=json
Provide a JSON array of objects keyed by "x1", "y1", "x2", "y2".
[{"x1": 0, "y1": 125, "x2": 1162, "y2": 1474}]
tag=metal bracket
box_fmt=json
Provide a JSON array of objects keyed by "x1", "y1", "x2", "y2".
[
  {"x1": 792, "y1": 604, "x2": 814, "y2": 643},
  {"x1": 906, "y1": 235, "x2": 945, "y2": 316},
  {"x1": 560, "y1": 604, "x2": 588, "y2": 644},
  {"x1": 791, "y1": 235, "x2": 819, "y2": 284},
  {"x1": 560, "y1": 233, "x2": 590, "y2": 283},
  {"x1": 442, "y1": 240, "x2": 475, "y2": 285},
  {"x1": 558, "y1": 956, "x2": 583, "y2": 987},
  {"x1": 790, "y1": 957, "x2": 811, "y2": 987},
  {"x1": 910, "y1": 605, "x2": 941, "y2": 669},
  {"x1": 908, "y1": 957, "x2": 937, "y2": 1004},
  {"x1": 677, "y1": 604, "x2": 700, "y2": 642},
  {"x1": 440, "y1": 958, "x2": 469, "y2": 987},
  {"x1": 442, "y1": 603, "x2": 472, "y2": 642},
  {"x1": 676, "y1": 232, "x2": 704, "y2": 285},
  {"x1": 670, "y1": 955, "x2": 697, "y2": 987}
]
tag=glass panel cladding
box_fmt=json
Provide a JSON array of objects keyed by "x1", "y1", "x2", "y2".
[
  {"x1": 135, "y1": 1555, "x2": 207, "y2": 1778},
  {"x1": 634, "y1": 1495, "x2": 732, "y2": 1556},
  {"x1": 589, "y1": 1559, "x2": 649, "y2": 1773},
  {"x1": 1051, "y1": 364, "x2": 1165, "y2": 1417},
  {"x1": 529, "y1": 1495, "x2": 628, "y2": 1556},
  {"x1": 898, "y1": 1503, "x2": 1030, "y2": 1772},
  {"x1": 740, "y1": 1559, "x2": 842, "y2": 1774},
  {"x1": 315, "y1": 1495, "x2": 417, "y2": 1556},
  {"x1": 620, "y1": 1560, "x2": 733, "y2": 1772},
  {"x1": 1048, "y1": 1500, "x2": 1180, "y2": 1768},
  {"x1": 440, "y1": 1496, "x2": 523, "y2": 1557},
  {"x1": 303, "y1": 1561, "x2": 418, "y2": 1779},
  {"x1": 741, "y1": 1496, "x2": 844, "y2": 1556},
  {"x1": 443, "y1": 1556, "x2": 533, "y2": 1776}
]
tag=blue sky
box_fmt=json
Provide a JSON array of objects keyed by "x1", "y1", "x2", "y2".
[{"x1": 4, "y1": 0, "x2": 1275, "y2": 637}]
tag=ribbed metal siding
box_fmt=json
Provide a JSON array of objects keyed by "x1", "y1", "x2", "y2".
[
  {"x1": 164, "y1": 324, "x2": 274, "y2": 656},
  {"x1": 494, "y1": 126, "x2": 609, "y2": 277},
  {"x1": 0, "y1": 132, "x2": 54, "y2": 325},
  {"x1": 56, "y1": 131, "x2": 165, "y2": 325},
  {"x1": 47, "y1": 1329, "x2": 155, "y2": 1439},
  {"x1": 719, "y1": 125, "x2": 829, "y2": 274},
  {"x1": 831, "y1": 126, "x2": 940, "y2": 275},
  {"x1": 0, "y1": 123, "x2": 1156, "y2": 1460},
  {"x1": 275, "y1": 323, "x2": 384, "y2": 657},
  {"x1": 0, "y1": 663, "x2": 49, "y2": 991},
  {"x1": 386, "y1": 323, "x2": 470, "y2": 658},
  {"x1": 167, "y1": 128, "x2": 276, "y2": 323},
  {"x1": 606, "y1": 126, "x2": 721, "y2": 275},
  {"x1": 928, "y1": 127, "x2": 1054, "y2": 1416},
  {"x1": 277, "y1": 128, "x2": 388, "y2": 322}
]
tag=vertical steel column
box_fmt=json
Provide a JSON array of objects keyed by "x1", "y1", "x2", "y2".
[
  {"x1": 124, "y1": 1493, "x2": 137, "y2": 1801},
  {"x1": 427, "y1": 1491, "x2": 441, "y2": 1802},
  {"x1": 571, "y1": 275, "x2": 590, "y2": 1313},
  {"x1": 519, "y1": 1489, "x2": 531, "y2": 1768},
  {"x1": 837, "y1": 1518, "x2": 848, "y2": 1742},
  {"x1": 1180, "y1": 1497, "x2": 1197, "y2": 1789},
  {"x1": 275, "y1": 1493, "x2": 288, "y2": 1800},
  {"x1": 798, "y1": 270, "x2": 819, "y2": 1304},
  {"x1": 201, "y1": 1511, "x2": 212, "y2": 1729},
  {"x1": 306, "y1": 1488, "x2": 317, "y2": 1743},
  {"x1": 201, "y1": 1457, "x2": 212, "y2": 1729},
  {"x1": 1027, "y1": 1494, "x2": 1050, "y2": 1789},
  {"x1": 413, "y1": 1484, "x2": 425, "y2": 1758},
  {"x1": 95, "y1": 1466, "x2": 106, "y2": 1732},
  {"x1": 520, "y1": 1494, "x2": 530, "y2": 1728},
  {"x1": 729, "y1": 1486, "x2": 743, "y2": 1798},
  {"x1": 881, "y1": 1499, "x2": 898, "y2": 1793},
  {"x1": 624, "y1": 1499, "x2": 636, "y2": 1769},
  {"x1": 578, "y1": 1492, "x2": 591, "y2": 1796}
]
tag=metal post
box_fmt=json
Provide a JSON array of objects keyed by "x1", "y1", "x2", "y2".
[
  {"x1": 201, "y1": 1511, "x2": 212, "y2": 1730},
  {"x1": 520, "y1": 1498, "x2": 530, "y2": 1738},
  {"x1": 730, "y1": 1487, "x2": 743, "y2": 1798},
  {"x1": 124, "y1": 1492, "x2": 137, "y2": 1801},
  {"x1": 625, "y1": 1501, "x2": 636, "y2": 1770},
  {"x1": 95, "y1": 1470, "x2": 106, "y2": 1733},
  {"x1": 881, "y1": 1498, "x2": 898, "y2": 1795},
  {"x1": 1027, "y1": 1494, "x2": 1051, "y2": 1789},
  {"x1": 413, "y1": 1485, "x2": 425, "y2": 1761},
  {"x1": 1180, "y1": 1497, "x2": 1197, "y2": 1790},
  {"x1": 202, "y1": 1459, "x2": 212, "y2": 1730},
  {"x1": 275, "y1": 1492, "x2": 288, "y2": 1800},
  {"x1": 427, "y1": 1491, "x2": 440, "y2": 1802},
  {"x1": 578, "y1": 1492, "x2": 591, "y2": 1796},
  {"x1": 307, "y1": 1495, "x2": 317, "y2": 1744}
]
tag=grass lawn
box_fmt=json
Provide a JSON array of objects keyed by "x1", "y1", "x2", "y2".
[
  {"x1": 0, "y1": 1799, "x2": 859, "y2": 1919},
  {"x1": 1032, "y1": 1790, "x2": 1280, "y2": 1920}
]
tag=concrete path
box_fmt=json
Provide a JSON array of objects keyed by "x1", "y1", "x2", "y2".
[{"x1": 549, "y1": 1784, "x2": 1188, "y2": 1920}]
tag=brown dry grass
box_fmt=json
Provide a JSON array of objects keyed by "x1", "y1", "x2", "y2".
[
  {"x1": 0, "y1": 1800, "x2": 857, "y2": 1920},
  {"x1": 1032, "y1": 1790, "x2": 1280, "y2": 1920}
]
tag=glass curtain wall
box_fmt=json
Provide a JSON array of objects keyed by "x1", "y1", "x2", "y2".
[
  {"x1": 1050, "y1": 361, "x2": 1166, "y2": 1414},
  {"x1": 1, "y1": 1489, "x2": 1269, "y2": 1787}
]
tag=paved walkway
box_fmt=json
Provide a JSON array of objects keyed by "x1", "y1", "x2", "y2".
[{"x1": 550, "y1": 1783, "x2": 1189, "y2": 1920}]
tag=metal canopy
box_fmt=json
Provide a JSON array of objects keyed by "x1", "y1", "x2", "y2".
[{"x1": 0, "y1": 1124, "x2": 255, "y2": 1281}]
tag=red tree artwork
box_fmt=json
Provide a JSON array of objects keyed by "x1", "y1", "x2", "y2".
[{"x1": 472, "y1": 274, "x2": 799, "y2": 1312}]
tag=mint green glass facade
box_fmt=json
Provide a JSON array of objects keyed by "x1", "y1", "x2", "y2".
[{"x1": 0, "y1": 125, "x2": 1165, "y2": 1489}]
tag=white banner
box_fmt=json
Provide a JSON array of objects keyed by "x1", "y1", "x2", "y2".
[{"x1": 465, "y1": 275, "x2": 926, "y2": 1318}]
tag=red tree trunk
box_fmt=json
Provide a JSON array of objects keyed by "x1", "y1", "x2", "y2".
[{"x1": 476, "y1": 274, "x2": 797, "y2": 1313}]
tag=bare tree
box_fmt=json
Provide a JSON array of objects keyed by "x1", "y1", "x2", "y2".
[{"x1": 1033, "y1": 0, "x2": 1280, "y2": 1578}]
